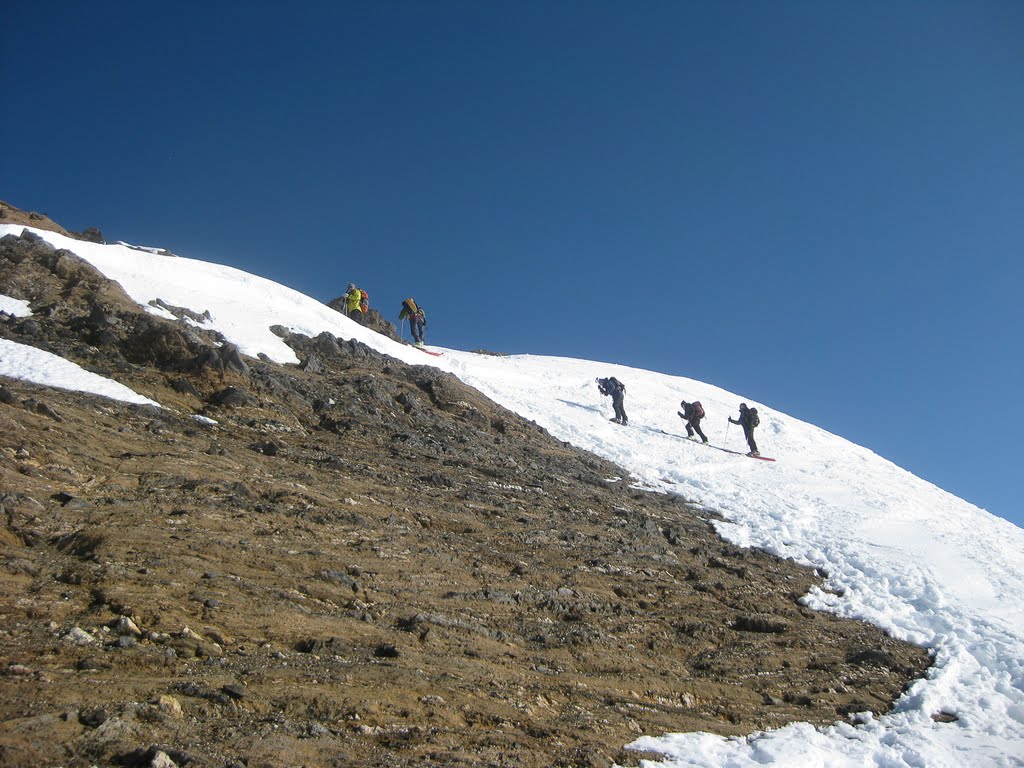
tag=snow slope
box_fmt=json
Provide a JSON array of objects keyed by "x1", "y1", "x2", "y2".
[{"x1": 2, "y1": 224, "x2": 1022, "y2": 767}]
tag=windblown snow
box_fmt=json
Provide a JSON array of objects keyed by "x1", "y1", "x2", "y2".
[{"x1": 2, "y1": 225, "x2": 1022, "y2": 767}]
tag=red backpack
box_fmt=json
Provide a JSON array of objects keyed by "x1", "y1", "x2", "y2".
[{"x1": 691, "y1": 401, "x2": 705, "y2": 419}]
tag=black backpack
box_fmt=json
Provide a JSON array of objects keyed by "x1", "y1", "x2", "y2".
[
  {"x1": 748, "y1": 408, "x2": 760, "y2": 427},
  {"x1": 598, "y1": 377, "x2": 623, "y2": 396}
]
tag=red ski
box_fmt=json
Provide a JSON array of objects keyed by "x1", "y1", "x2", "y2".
[
  {"x1": 405, "y1": 342, "x2": 442, "y2": 357},
  {"x1": 712, "y1": 446, "x2": 776, "y2": 462}
]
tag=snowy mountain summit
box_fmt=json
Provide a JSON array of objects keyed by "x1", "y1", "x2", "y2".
[{"x1": 1, "y1": 216, "x2": 1023, "y2": 767}]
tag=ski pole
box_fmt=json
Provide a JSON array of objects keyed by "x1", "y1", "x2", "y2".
[
  {"x1": 724, "y1": 418, "x2": 730, "y2": 449},
  {"x1": 400, "y1": 316, "x2": 405, "y2": 341}
]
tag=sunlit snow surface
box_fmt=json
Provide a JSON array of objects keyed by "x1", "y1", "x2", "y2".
[
  {"x1": 0, "y1": 337, "x2": 160, "y2": 407},
  {"x1": 0, "y1": 294, "x2": 32, "y2": 317},
  {"x1": 2, "y1": 225, "x2": 1022, "y2": 767}
]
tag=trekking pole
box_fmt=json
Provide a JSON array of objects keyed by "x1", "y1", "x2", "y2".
[
  {"x1": 400, "y1": 317, "x2": 405, "y2": 342},
  {"x1": 724, "y1": 419, "x2": 730, "y2": 449}
]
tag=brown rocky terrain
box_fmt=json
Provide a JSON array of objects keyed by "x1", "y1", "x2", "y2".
[
  {"x1": 0, "y1": 201, "x2": 94, "y2": 243},
  {"x1": 0, "y1": 221, "x2": 931, "y2": 767}
]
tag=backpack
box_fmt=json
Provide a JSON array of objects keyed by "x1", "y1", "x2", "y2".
[
  {"x1": 691, "y1": 401, "x2": 705, "y2": 419},
  {"x1": 402, "y1": 298, "x2": 419, "y2": 316},
  {"x1": 748, "y1": 408, "x2": 759, "y2": 427},
  {"x1": 360, "y1": 290, "x2": 369, "y2": 312},
  {"x1": 608, "y1": 377, "x2": 624, "y2": 394}
]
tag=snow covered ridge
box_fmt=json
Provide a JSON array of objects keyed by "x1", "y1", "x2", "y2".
[
  {"x1": 2, "y1": 223, "x2": 1023, "y2": 766},
  {"x1": 114, "y1": 240, "x2": 178, "y2": 256}
]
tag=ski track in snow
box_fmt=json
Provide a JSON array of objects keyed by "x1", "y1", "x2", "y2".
[{"x1": 2, "y1": 224, "x2": 1023, "y2": 767}]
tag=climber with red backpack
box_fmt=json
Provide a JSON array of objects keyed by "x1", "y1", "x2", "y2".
[
  {"x1": 344, "y1": 283, "x2": 369, "y2": 324},
  {"x1": 729, "y1": 403, "x2": 761, "y2": 457},
  {"x1": 678, "y1": 400, "x2": 708, "y2": 444}
]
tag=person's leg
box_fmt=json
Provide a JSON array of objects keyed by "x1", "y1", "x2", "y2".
[
  {"x1": 745, "y1": 427, "x2": 758, "y2": 454},
  {"x1": 685, "y1": 422, "x2": 695, "y2": 437},
  {"x1": 694, "y1": 420, "x2": 708, "y2": 443}
]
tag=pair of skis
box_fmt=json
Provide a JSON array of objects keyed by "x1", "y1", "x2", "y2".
[
  {"x1": 709, "y1": 444, "x2": 776, "y2": 462},
  {"x1": 657, "y1": 430, "x2": 776, "y2": 462}
]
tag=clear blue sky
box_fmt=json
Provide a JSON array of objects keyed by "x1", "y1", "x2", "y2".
[{"x1": 3, "y1": 2, "x2": 1022, "y2": 527}]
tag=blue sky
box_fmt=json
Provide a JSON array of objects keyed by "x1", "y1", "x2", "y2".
[{"x1": 3, "y1": 1, "x2": 1022, "y2": 527}]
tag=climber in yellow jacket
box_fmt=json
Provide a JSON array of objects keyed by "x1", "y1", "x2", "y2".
[{"x1": 344, "y1": 283, "x2": 368, "y2": 324}]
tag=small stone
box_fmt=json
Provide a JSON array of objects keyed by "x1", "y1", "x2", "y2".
[
  {"x1": 150, "y1": 750, "x2": 179, "y2": 768},
  {"x1": 65, "y1": 627, "x2": 95, "y2": 646},
  {"x1": 112, "y1": 616, "x2": 142, "y2": 636},
  {"x1": 198, "y1": 642, "x2": 223, "y2": 659},
  {"x1": 155, "y1": 694, "x2": 183, "y2": 718},
  {"x1": 206, "y1": 629, "x2": 231, "y2": 646},
  {"x1": 78, "y1": 707, "x2": 108, "y2": 727},
  {"x1": 307, "y1": 722, "x2": 330, "y2": 737},
  {"x1": 222, "y1": 683, "x2": 245, "y2": 700}
]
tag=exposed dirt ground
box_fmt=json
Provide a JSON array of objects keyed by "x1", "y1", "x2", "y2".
[{"x1": 0, "y1": 222, "x2": 931, "y2": 767}]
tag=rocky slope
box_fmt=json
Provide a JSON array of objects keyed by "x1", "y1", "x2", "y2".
[{"x1": 0, "y1": 223, "x2": 931, "y2": 768}]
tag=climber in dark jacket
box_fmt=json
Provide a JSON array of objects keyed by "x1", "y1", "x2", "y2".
[
  {"x1": 678, "y1": 400, "x2": 708, "y2": 444},
  {"x1": 399, "y1": 298, "x2": 427, "y2": 346},
  {"x1": 729, "y1": 403, "x2": 760, "y2": 456},
  {"x1": 597, "y1": 377, "x2": 627, "y2": 425}
]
